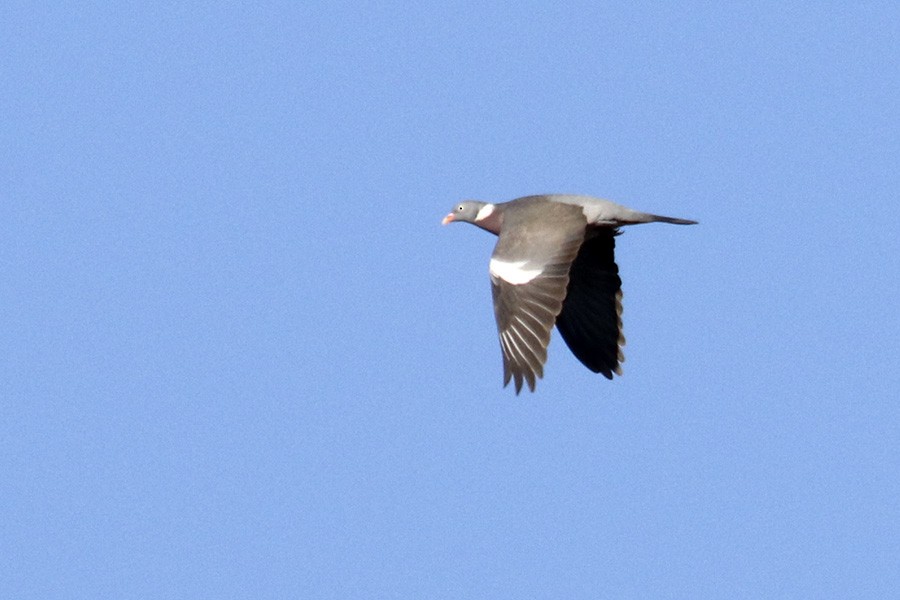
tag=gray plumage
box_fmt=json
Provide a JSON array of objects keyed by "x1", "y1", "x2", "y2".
[{"x1": 443, "y1": 194, "x2": 696, "y2": 393}]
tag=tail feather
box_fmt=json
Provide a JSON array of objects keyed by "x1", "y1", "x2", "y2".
[{"x1": 649, "y1": 214, "x2": 698, "y2": 225}]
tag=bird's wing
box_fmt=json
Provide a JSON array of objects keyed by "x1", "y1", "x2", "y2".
[
  {"x1": 489, "y1": 202, "x2": 587, "y2": 393},
  {"x1": 555, "y1": 228, "x2": 625, "y2": 379}
]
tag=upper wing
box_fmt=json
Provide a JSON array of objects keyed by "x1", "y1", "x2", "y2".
[
  {"x1": 555, "y1": 228, "x2": 625, "y2": 379},
  {"x1": 489, "y1": 200, "x2": 587, "y2": 393}
]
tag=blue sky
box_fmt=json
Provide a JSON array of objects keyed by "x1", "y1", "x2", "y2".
[{"x1": 3, "y1": 2, "x2": 898, "y2": 598}]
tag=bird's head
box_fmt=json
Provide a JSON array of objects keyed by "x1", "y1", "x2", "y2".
[{"x1": 442, "y1": 201, "x2": 489, "y2": 225}]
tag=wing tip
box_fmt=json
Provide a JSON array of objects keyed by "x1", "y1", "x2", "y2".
[{"x1": 501, "y1": 367, "x2": 541, "y2": 394}]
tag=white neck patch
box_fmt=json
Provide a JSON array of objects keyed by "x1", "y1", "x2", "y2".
[
  {"x1": 475, "y1": 203, "x2": 495, "y2": 221},
  {"x1": 489, "y1": 258, "x2": 542, "y2": 285}
]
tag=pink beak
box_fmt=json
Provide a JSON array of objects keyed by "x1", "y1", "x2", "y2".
[{"x1": 441, "y1": 213, "x2": 455, "y2": 225}]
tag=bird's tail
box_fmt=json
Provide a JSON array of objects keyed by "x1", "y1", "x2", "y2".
[{"x1": 648, "y1": 214, "x2": 698, "y2": 225}]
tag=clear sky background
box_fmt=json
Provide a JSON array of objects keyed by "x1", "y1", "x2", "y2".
[{"x1": 3, "y1": 2, "x2": 899, "y2": 598}]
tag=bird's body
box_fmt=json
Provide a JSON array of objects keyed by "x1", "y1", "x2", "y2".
[{"x1": 442, "y1": 194, "x2": 696, "y2": 393}]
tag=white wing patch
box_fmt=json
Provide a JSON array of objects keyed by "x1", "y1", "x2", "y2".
[{"x1": 489, "y1": 258, "x2": 542, "y2": 285}]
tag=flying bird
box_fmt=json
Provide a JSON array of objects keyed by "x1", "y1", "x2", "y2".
[{"x1": 442, "y1": 194, "x2": 697, "y2": 393}]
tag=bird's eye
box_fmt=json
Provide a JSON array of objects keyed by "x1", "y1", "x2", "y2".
[{"x1": 457, "y1": 205, "x2": 464, "y2": 211}]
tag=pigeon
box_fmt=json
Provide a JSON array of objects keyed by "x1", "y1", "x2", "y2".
[{"x1": 442, "y1": 194, "x2": 697, "y2": 393}]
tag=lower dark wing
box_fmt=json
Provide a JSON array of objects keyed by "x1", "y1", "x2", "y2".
[{"x1": 555, "y1": 228, "x2": 625, "y2": 379}]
